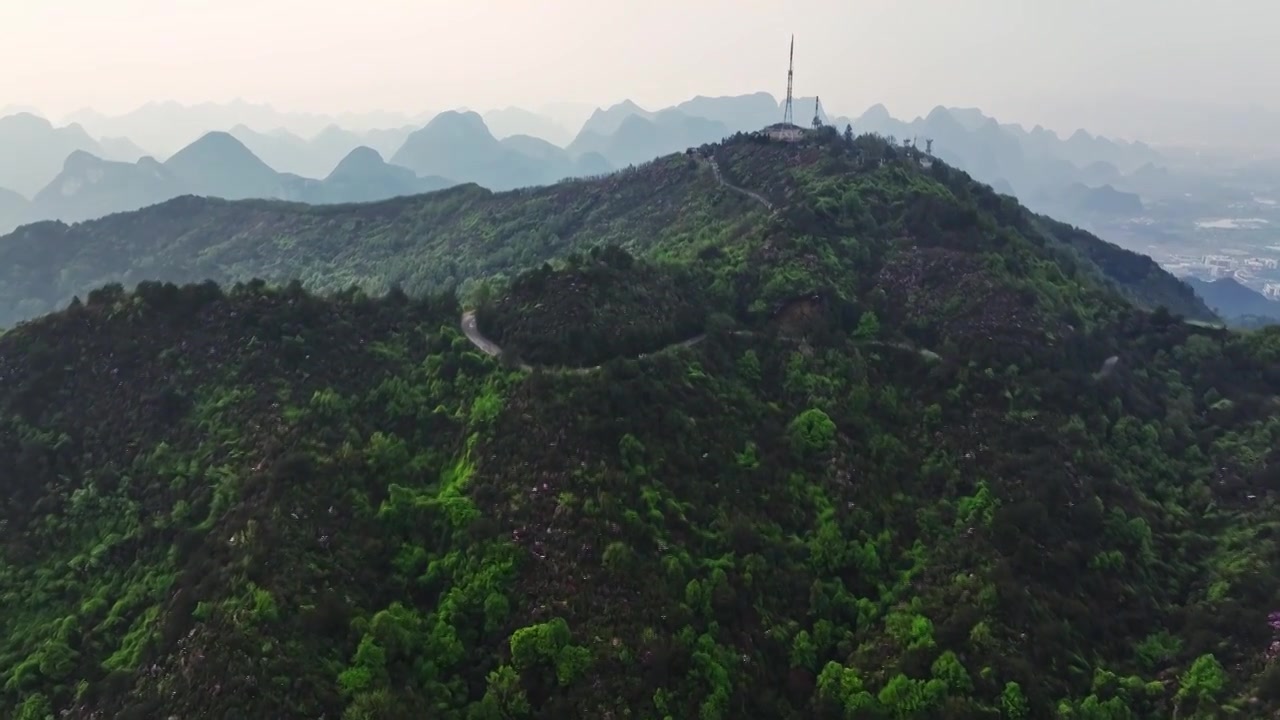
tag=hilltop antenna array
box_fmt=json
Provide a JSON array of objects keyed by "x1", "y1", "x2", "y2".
[
  {"x1": 782, "y1": 35, "x2": 795, "y2": 126},
  {"x1": 813, "y1": 96, "x2": 823, "y2": 129},
  {"x1": 925, "y1": 138, "x2": 934, "y2": 155}
]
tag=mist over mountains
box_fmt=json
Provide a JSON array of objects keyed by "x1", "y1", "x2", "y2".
[
  {"x1": 3, "y1": 91, "x2": 1274, "y2": 319},
  {"x1": 18, "y1": 92, "x2": 1274, "y2": 335}
]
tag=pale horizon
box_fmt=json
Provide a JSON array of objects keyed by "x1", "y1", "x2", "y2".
[{"x1": 3, "y1": 0, "x2": 1278, "y2": 144}]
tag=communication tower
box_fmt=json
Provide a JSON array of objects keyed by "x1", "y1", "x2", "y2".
[
  {"x1": 782, "y1": 35, "x2": 795, "y2": 126},
  {"x1": 812, "y1": 96, "x2": 823, "y2": 129}
]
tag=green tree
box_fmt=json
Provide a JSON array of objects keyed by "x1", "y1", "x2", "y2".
[
  {"x1": 790, "y1": 630, "x2": 817, "y2": 671},
  {"x1": 14, "y1": 694, "x2": 53, "y2": 720},
  {"x1": 788, "y1": 408, "x2": 837, "y2": 457},
  {"x1": 478, "y1": 665, "x2": 530, "y2": 718},
  {"x1": 855, "y1": 310, "x2": 880, "y2": 340},
  {"x1": 1175, "y1": 654, "x2": 1226, "y2": 717},
  {"x1": 931, "y1": 650, "x2": 973, "y2": 694},
  {"x1": 1000, "y1": 681, "x2": 1029, "y2": 719}
]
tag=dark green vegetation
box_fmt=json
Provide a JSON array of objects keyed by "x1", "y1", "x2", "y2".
[
  {"x1": 474, "y1": 246, "x2": 709, "y2": 367},
  {"x1": 3, "y1": 130, "x2": 1277, "y2": 719}
]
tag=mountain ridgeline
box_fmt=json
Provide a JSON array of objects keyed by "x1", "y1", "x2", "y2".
[
  {"x1": 0, "y1": 130, "x2": 1211, "y2": 329},
  {"x1": 3, "y1": 130, "x2": 1278, "y2": 720},
  {"x1": 19, "y1": 132, "x2": 453, "y2": 227},
  {"x1": 2, "y1": 98, "x2": 1188, "y2": 240}
]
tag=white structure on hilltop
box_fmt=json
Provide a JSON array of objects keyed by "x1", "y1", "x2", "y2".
[
  {"x1": 765, "y1": 123, "x2": 805, "y2": 142},
  {"x1": 1265, "y1": 283, "x2": 1280, "y2": 300}
]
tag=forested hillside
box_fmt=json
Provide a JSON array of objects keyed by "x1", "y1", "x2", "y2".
[
  {"x1": 0, "y1": 131, "x2": 1210, "y2": 329},
  {"x1": 475, "y1": 246, "x2": 709, "y2": 367},
  {"x1": 4, "y1": 130, "x2": 1274, "y2": 720}
]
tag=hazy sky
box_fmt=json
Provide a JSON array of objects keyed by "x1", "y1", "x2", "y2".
[{"x1": 2, "y1": 0, "x2": 1277, "y2": 133}]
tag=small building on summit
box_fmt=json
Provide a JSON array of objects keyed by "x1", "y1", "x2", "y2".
[{"x1": 764, "y1": 123, "x2": 805, "y2": 142}]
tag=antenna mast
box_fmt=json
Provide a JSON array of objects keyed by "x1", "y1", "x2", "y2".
[
  {"x1": 812, "y1": 96, "x2": 823, "y2": 128},
  {"x1": 782, "y1": 35, "x2": 795, "y2": 125}
]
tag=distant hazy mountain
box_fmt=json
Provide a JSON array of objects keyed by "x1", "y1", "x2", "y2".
[
  {"x1": 1062, "y1": 183, "x2": 1144, "y2": 215},
  {"x1": 1029, "y1": 182, "x2": 1145, "y2": 222},
  {"x1": 0, "y1": 113, "x2": 128, "y2": 197},
  {"x1": 0, "y1": 187, "x2": 29, "y2": 234},
  {"x1": 359, "y1": 126, "x2": 417, "y2": 160},
  {"x1": 165, "y1": 132, "x2": 302, "y2": 200},
  {"x1": 28, "y1": 152, "x2": 178, "y2": 224},
  {"x1": 21, "y1": 133, "x2": 456, "y2": 226},
  {"x1": 12, "y1": 95, "x2": 1201, "y2": 234},
  {"x1": 840, "y1": 104, "x2": 1167, "y2": 223},
  {"x1": 310, "y1": 147, "x2": 453, "y2": 204},
  {"x1": 812, "y1": 102, "x2": 1227, "y2": 231},
  {"x1": 483, "y1": 107, "x2": 575, "y2": 146},
  {"x1": 675, "y1": 92, "x2": 781, "y2": 133},
  {"x1": 0, "y1": 104, "x2": 43, "y2": 117},
  {"x1": 229, "y1": 125, "x2": 329, "y2": 179},
  {"x1": 568, "y1": 108, "x2": 729, "y2": 167},
  {"x1": 97, "y1": 136, "x2": 150, "y2": 163},
  {"x1": 535, "y1": 101, "x2": 597, "y2": 136},
  {"x1": 1185, "y1": 277, "x2": 1280, "y2": 324},
  {"x1": 577, "y1": 100, "x2": 656, "y2": 138},
  {"x1": 391, "y1": 111, "x2": 570, "y2": 190},
  {"x1": 229, "y1": 124, "x2": 418, "y2": 179},
  {"x1": 64, "y1": 100, "x2": 433, "y2": 157}
]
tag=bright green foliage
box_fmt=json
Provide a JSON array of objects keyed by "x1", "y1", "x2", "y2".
[
  {"x1": 816, "y1": 661, "x2": 878, "y2": 715},
  {"x1": 1001, "y1": 681, "x2": 1029, "y2": 719},
  {"x1": 1133, "y1": 631, "x2": 1182, "y2": 671},
  {"x1": 477, "y1": 665, "x2": 530, "y2": 718},
  {"x1": 1176, "y1": 654, "x2": 1227, "y2": 717},
  {"x1": 13, "y1": 693, "x2": 52, "y2": 720},
  {"x1": 855, "y1": 310, "x2": 881, "y2": 340},
  {"x1": 789, "y1": 630, "x2": 817, "y2": 671},
  {"x1": 877, "y1": 673, "x2": 946, "y2": 718},
  {"x1": 509, "y1": 618, "x2": 592, "y2": 687},
  {"x1": 931, "y1": 650, "x2": 973, "y2": 694},
  {"x1": 788, "y1": 408, "x2": 837, "y2": 457}
]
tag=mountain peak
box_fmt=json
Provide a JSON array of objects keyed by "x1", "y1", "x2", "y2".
[
  {"x1": 62, "y1": 149, "x2": 105, "y2": 172},
  {"x1": 180, "y1": 130, "x2": 252, "y2": 154},
  {"x1": 611, "y1": 99, "x2": 645, "y2": 113},
  {"x1": 328, "y1": 146, "x2": 388, "y2": 177},
  {"x1": 858, "y1": 103, "x2": 892, "y2": 123},
  {"x1": 924, "y1": 105, "x2": 958, "y2": 124},
  {"x1": 0, "y1": 112, "x2": 54, "y2": 133},
  {"x1": 162, "y1": 131, "x2": 279, "y2": 198}
]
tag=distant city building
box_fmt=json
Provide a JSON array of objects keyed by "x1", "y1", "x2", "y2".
[{"x1": 1266, "y1": 283, "x2": 1280, "y2": 300}]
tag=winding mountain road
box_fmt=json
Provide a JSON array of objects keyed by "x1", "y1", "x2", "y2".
[
  {"x1": 456, "y1": 154, "x2": 944, "y2": 371},
  {"x1": 461, "y1": 311, "x2": 502, "y2": 357},
  {"x1": 460, "y1": 310, "x2": 707, "y2": 373},
  {"x1": 703, "y1": 156, "x2": 774, "y2": 211}
]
